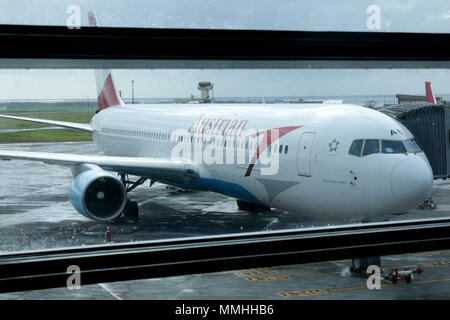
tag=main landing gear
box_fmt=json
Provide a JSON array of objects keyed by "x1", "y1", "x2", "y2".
[
  {"x1": 122, "y1": 199, "x2": 139, "y2": 222},
  {"x1": 237, "y1": 199, "x2": 271, "y2": 212},
  {"x1": 118, "y1": 173, "x2": 154, "y2": 222},
  {"x1": 350, "y1": 256, "x2": 381, "y2": 273}
]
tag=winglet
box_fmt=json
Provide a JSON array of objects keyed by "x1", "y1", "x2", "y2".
[{"x1": 425, "y1": 81, "x2": 436, "y2": 104}]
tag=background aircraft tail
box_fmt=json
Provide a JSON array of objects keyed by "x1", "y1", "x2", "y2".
[
  {"x1": 425, "y1": 81, "x2": 436, "y2": 104},
  {"x1": 89, "y1": 11, "x2": 124, "y2": 111}
]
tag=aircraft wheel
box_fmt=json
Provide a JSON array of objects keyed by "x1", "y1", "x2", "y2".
[
  {"x1": 351, "y1": 256, "x2": 381, "y2": 273},
  {"x1": 351, "y1": 257, "x2": 368, "y2": 273},
  {"x1": 237, "y1": 199, "x2": 250, "y2": 211},
  {"x1": 367, "y1": 256, "x2": 381, "y2": 267},
  {"x1": 237, "y1": 200, "x2": 270, "y2": 212}
]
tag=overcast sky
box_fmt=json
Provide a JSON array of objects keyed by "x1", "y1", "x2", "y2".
[{"x1": 0, "y1": 1, "x2": 450, "y2": 99}]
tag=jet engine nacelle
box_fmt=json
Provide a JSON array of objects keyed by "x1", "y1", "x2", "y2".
[{"x1": 70, "y1": 168, "x2": 127, "y2": 221}]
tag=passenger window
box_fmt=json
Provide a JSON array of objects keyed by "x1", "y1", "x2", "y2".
[
  {"x1": 349, "y1": 139, "x2": 363, "y2": 157},
  {"x1": 382, "y1": 140, "x2": 407, "y2": 154},
  {"x1": 363, "y1": 139, "x2": 379, "y2": 156},
  {"x1": 279, "y1": 145, "x2": 283, "y2": 153},
  {"x1": 285, "y1": 145, "x2": 288, "y2": 154}
]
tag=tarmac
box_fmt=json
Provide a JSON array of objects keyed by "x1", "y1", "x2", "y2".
[{"x1": 0, "y1": 142, "x2": 449, "y2": 299}]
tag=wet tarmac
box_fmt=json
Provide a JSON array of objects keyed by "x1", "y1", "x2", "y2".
[{"x1": 0, "y1": 142, "x2": 449, "y2": 299}]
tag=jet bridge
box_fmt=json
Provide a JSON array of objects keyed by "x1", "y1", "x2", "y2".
[{"x1": 379, "y1": 103, "x2": 450, "y2": 179}]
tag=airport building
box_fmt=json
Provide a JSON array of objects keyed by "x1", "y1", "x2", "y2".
[{"x1": 380, "y1": 103, "x2": 450, "y2": 179}]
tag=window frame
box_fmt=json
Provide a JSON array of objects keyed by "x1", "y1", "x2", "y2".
[
  {"x1": 382, "y1": 140, "x2": 408, "y2": 154},
  {"x1": 349, "y1": 139, "x2": 364, "y2": 157},
  {"x1": 362, "y1": 139, "x2": 380, "y2": 157}
]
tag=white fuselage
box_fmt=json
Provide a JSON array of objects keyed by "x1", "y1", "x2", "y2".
[{"x1": 91, "y1": 103, "x2": 434, "y2": 223}]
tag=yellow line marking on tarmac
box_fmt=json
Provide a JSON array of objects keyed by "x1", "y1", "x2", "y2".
[
  {"x1": 279, "y1": 265, "x2": 341, "y2": 273},
  {"x1": 233, "y1": 268, "x2": 280, "y2": 277},
  {"x1": 329, "y1": 277, "x2": 450, "y2": 292},
  {"x1": 382, "y1": 260, "x2": 450, "y2": 271},
  {"x1": 237, "y1": 270, "x2": 343, "y2": 282},
  {"x1": 328, "y1": 286, "x2": 368, "y2": 292},
  {"x1": 414, "y1": 278, "x2": 450, "y2": 285},
  {"x1": 279, "y1": 277, "x2": 450, "y2": 297},
  {"x1": 245, "y1": 275, "x2": 292, "y2": 282},
  {"x1": 135, "y1": 195, "x2": 230, "y2": 229},
  {"x1": 270, "y1": 261, "x2": 335, "y2": 269},
  {"x1": 328, "y1": 261, "x2": 345, "y2": 267},
  {"x1": 292, "y1": 271, "x2": 342, "y2": 278},
  {"x1": 277, "y1": 289, "x2": 329, "y2": 298}
]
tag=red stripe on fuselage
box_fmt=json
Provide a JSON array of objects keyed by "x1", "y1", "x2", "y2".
[{"x1": 245, "y1": 125, "x2": 303, "y2": 177}]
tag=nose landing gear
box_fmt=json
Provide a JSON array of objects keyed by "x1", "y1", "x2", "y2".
[{"x1": 350, "y1": 256, "x2": 381, "y2": 273}]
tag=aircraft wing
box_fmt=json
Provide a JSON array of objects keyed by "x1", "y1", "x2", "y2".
[
  {"x1": 0, "y1": 150, "x2": 199, "y2": 183},
  {"x1": 0, "y1": 114, "x2": 92, "y2": 133}
]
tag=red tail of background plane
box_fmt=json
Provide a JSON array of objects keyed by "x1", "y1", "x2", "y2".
[{"x1": 425, "y1": 81, "x2": 436, "y2": 104}]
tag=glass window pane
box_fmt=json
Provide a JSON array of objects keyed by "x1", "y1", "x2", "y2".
[
  {"x1": 0, "y1": 67, "x2": 447, "y2": 256},
  {"x1": 382, "y1": 140, "x2": 407, "y2": 153},
  {"x1": 349, "y1": 139, "x2": 363, "y2": 156},
  {"x1": 2, "y1": 1, "x2": 448, "y2": 33},
  {"x1": 363, "y1": 139, "x2": 379, "y2": 156},
  {"x1": 404, "y1": 139, "x2": 422, "y2": 153}
]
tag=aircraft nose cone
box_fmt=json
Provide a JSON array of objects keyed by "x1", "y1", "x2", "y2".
[{"x1": 391, "y1": 158, "x2": 433, "y2": 211}]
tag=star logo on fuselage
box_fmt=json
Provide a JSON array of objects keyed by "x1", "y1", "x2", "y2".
[{"x1": 329, "y1": 138, "x2": 339, "y2": 152}]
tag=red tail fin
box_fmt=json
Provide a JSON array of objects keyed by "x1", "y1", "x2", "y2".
[
  {"x1": 89, "y1": 11, "x2": 124, "y2": 111},
  {"x1": 96, "y1": 70, "x2": 123, "y2": 111},
  {"x1": 88, "y1": 11, "x2": 98, "y2": 27},
  {"x1": 425, "y1": 81, "x2": 436, "y2": 104}
]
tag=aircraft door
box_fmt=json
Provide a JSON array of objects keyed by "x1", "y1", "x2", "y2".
[{"x1": 297, "y1": 132, "x2": 315, "y2": 176}]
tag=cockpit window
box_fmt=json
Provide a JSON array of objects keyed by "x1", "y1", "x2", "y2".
[
  {"x1": 349, "y1": 139, "x2": 363, "y2": 157},
  {"x1": 382, "y1": 140, "x2": 407, "y2": 154},
  {"x1": 363, "y1": 139, "x2": 380, "y2": 156},
  {"x1": 404, "y1": 138, "x2": 422, "y2": 153}
]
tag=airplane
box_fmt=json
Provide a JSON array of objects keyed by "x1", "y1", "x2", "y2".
[{"x1": 0, "y1": 12, "x2": 434, "y2": 226}]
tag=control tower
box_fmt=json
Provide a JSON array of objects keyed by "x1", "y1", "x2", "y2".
[{"x1": 197, "y1": 81, "x2": 214, "y2": 103}]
